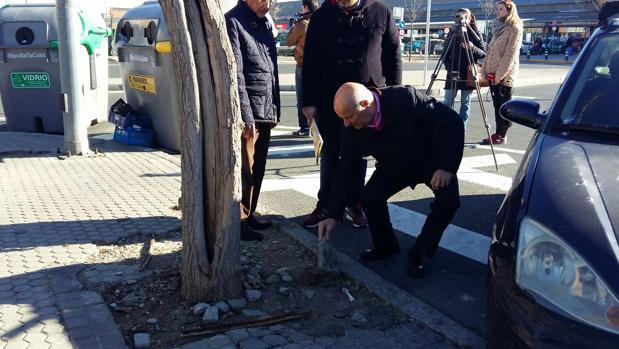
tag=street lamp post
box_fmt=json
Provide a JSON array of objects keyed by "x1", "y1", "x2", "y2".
[
  {"x1": 422, "y1": 0, "x2": 431, "y2": 87},
  {"x1": 56, "y1": 0, "x2": 90, "y2": 155}
]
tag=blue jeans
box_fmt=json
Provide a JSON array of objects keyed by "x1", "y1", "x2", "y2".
[
  {"x1": 295, "y1": 66, "x2": 309, "y2": 132},
  {"x1": 443, "y1": 89, "x2": 472, "y2": 128}
]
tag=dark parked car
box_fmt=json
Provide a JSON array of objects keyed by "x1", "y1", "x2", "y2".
[{"x1": 487, "y1": 17, "x2": 619, "y2": 349}]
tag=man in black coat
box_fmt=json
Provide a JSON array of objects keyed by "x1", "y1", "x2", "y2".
[
  {"x1": 226, "y1": 0, "x2": 280, "y2": 241},
  {"x1": 300, "y1": 0, "x2": 402, "y2": 229},
  {"x1": 318, "y1": 83, "x2": 464, "y2": 278}
]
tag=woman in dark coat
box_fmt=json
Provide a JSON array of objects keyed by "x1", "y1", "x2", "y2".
[{"x1": 443, "y1": 8, "x2": 486, "y2": 128}]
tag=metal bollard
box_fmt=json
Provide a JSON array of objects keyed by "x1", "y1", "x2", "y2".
[
  {"x1": 527, "y1": 50, "x2": 530, "y2": 60},
  {"x1": 545, "y1": 49, "x2": 549, "y2": 60},
  {"x1": 565, "y1": 50, "x2": 569, "y2": 61}
]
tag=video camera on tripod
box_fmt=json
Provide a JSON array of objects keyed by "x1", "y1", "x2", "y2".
[
  {"x1": 425, "y1": 8, "x2": 500, "y2": 170},
  {"x1": 454, "y1": 11, "x2": 470, "y2": 28}
]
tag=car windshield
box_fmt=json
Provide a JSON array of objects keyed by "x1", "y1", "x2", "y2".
[{"x1": 558, "y1": 33, "x2": 619, "y2": 128}]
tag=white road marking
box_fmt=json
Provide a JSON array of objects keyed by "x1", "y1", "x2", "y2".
[
  {"x1": 388, "y1": 205, "x2": 490, "y2": 264},
  {"x1": 273, "y1": 125, "x2": 299, "y2": 130},
  {"x1": 474, "y1": 145, "x2": 526, "y2": 155},
  {"x1": 268, "y1": 144, "x2": 314, "y2": 156},
  {"x1": 261, "y1": 169, "x2": 492, "y2": 264},
  {"x1": 262, "y1": 153, "x2": 514, "y2": 263}
]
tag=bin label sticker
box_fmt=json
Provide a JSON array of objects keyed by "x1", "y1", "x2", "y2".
[
  {"x1": 127, "y1": 73, "x2": 156, "y2": 94},
  {"x1": 10, "y1": 72, "x2": 51, "y2": 89}
]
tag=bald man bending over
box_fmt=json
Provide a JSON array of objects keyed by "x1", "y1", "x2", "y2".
[{"x1": 318, "y1": 83, "x2": 464, "y2": 278}]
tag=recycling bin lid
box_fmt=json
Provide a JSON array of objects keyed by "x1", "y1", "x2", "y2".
[
  {"x1": 115, "y1": 1, "x2": 170, "y2": 49},
  {"x1": 0, "y1": 4, "x2": 58, "y2": 47},
  {"x1": 0, "y1": 4, "x2": 111, "y2": 54}
]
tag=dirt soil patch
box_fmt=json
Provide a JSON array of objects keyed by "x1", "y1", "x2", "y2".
[{"x1": 81, "y1": 221, "x2": 409, "y2": 348}]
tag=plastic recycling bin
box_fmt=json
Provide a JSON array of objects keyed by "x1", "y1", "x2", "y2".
[
  {"x1": 115, "y1": 1, "x2": 181, "y2": 151},
  {"x1": 0, "y1": 4, "x2": 111, "y2": 134}
]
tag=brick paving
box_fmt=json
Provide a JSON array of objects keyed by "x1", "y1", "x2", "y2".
[{"x1": 0, "y1": 132, "x2": 455, "y2": 349}]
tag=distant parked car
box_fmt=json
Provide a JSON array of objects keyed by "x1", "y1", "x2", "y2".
[
  {"x1": 487, "y1": 17, "x2": 619, "y2": 349},
  {"x1": 276, "y1": 31, "x2": 294, "y2": 56},
  {"x1": 520, "y1": 41, "x2": 533, "y2": 54}
]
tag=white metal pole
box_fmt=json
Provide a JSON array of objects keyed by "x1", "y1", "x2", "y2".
[
  {"x1": 422, "y1": 0, "x2": 431, "y2": 87},
  {"x1": 57, "y1": 0, "x2": 90, "y2": 155}
]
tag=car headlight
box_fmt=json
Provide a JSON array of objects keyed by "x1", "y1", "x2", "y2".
[{"x1": 516, "y1": 217, "x2": 619, "y2": 334}]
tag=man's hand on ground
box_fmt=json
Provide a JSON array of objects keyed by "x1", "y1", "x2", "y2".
[
  {"x1": 317, "y1": 218, "x2": 336, "y2": 241},
  {"x1": 303, "y1": 106, "x2": 316, "y2": 126},
  {"x1": 430, "y1": 169, "x2": 455, "y2": 191},
  {"x1": 242, "y1": 123, "x2": 255, "y2": 140}
]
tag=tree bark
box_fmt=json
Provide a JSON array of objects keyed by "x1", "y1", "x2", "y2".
[{"x1": 161, "y1": 0, "x2": 243, "y2": 302}]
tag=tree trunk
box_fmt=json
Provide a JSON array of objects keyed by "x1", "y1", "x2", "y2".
[{"x1": 160, "y1": 0, "x2": 243, "y2": 302}]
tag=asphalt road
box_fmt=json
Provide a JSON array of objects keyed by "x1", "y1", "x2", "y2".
[{"x1": 260, "y1": 83, "x2": 561, "y2": 338}]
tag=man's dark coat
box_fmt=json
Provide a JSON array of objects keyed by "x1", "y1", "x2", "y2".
[
  {"x1": 327, "y1": 85, "x2": 465, "y2": 219},
  {"x1": 302, "y1": 0, "x2": 401, "y2": 135},
  {"x1": 226, "y1": 1, "x2": 281, "y2": 125}
]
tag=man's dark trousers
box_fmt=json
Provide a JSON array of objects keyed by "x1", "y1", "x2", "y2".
[
  {"x1": 316, "y1": 112, "x2": 366, "y2": 210},
  {"x1": 360, "y1": 167, "x2": 460, "y2": 257},
  {"x1": 241, "y1": 123, "x2": 271, "y2": 220}
]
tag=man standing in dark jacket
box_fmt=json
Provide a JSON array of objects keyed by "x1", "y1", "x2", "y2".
[
  {"x1": 300, "y1": 0, "x2": 402, "y2": 229},
  {"x1": 318, "y1": 83, "x2": 464, "y2": 278},
  {"x1": 226, "y1": 0, "x2": 280, "y2": 241}
]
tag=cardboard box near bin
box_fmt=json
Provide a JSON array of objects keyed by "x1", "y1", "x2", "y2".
[{"x1": 108, "y1": 98, "x2": 154, "y2": 146}]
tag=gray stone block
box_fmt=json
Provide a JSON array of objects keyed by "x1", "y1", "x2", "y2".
[
  {"x1": 239, "y1": 337, "x2": 269, "y2": 349},
  {"x1": 227, "y1": 298, "x2": 247, "y2": 313},
  {"x1": 192, "y1": 303, "x2": 208, "y2": 316},
  {"x1": 68, "y1": 325, "x2": 94, "y2": 340},
  {"x1": 202, "y1": 306, "x2": 219, "y2": 324},
  {"x1": 71, "y1": 337, "x2": 101, "y2": 349},
  {"x1": 214, "y1": 301, "x2": 230, "y2": 314},
  {"x1": 247, "y1": 326, "x2": 272, "y2": 338},
  {"x1": 134, "y1": 333, "x2": 150, "y2": 348},
  {"x1": 226, "y1": 328, "x2": 250, "y2": 344},
  {"x1": 205, "y1": 334, "x2": 233, "y2": 347},
  {"x1": 245, "y1": 289, "x2": 262, "y2": 302},
  {"x1": 181, "y1": 339, "x2": 209, "y2": 349},
  {"x1": 262, "y1": 334, "x2": 289, "y2": 346}
]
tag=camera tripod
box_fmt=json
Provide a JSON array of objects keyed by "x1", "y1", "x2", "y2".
[{"x1": 425, "y1": 20, "x2": 498, "y2": 171}]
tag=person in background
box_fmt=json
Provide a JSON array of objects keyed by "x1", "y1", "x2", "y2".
[
  {"x1": 443, "y1": 8, "x2": 486, "y2": 129},
  {"x1": 533, "y1": 37, "x2": 542, "y2": 55},
  {"x1": 226, "y1": 0, "x2": 280, "y2": 241},
  {"x1": 480, "y1": 0, "x2": 523, "y2": 145},
  {"x1": 300, "y1": 0, "x2": 402, "y2": 229},
  {"x1": 287, "y1": 0, "x2": 319, "y2": 137}
]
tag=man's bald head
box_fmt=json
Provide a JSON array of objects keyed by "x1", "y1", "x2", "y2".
[{"x1": 333, "y1": 82, "x2": 375, "y2": 129}]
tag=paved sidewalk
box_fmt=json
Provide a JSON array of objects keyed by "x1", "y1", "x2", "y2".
[
  {"x1": 0, "y1": 132, "x2": 458, "y2": 348},
  {"x1": 0, "y1": 133, "x2": 182, "y2": 348}
]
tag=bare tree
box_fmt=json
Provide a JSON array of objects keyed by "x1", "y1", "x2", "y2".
[
  {"x1": 160, "y1": 0, "x2": 243, "y2": 302},
  {"x1": 405, "y1": 0, "x2": 425, "y2": 24},
  {"x1": 270, "y1": 0, "x2": 281, "y2": 20},
  {"x1": 404, "y1": 0, "x2": 425, "y2": 59},
  {"x1": 479, "y1": 0, "x2": 494, "y2": 43}
]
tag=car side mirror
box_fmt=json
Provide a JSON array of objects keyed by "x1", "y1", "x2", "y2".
[{"x1": 500, "y1": 100, "x2": 544, "y2": 129}]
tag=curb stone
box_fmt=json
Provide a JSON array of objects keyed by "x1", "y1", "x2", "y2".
[{"x1": 261, "y1": 210, "x2": 485, "y2": 349}]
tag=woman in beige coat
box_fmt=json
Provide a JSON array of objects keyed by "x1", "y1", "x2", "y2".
[{"x1": 481, "y1": 0, "x2": 523, "y2": 144}]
